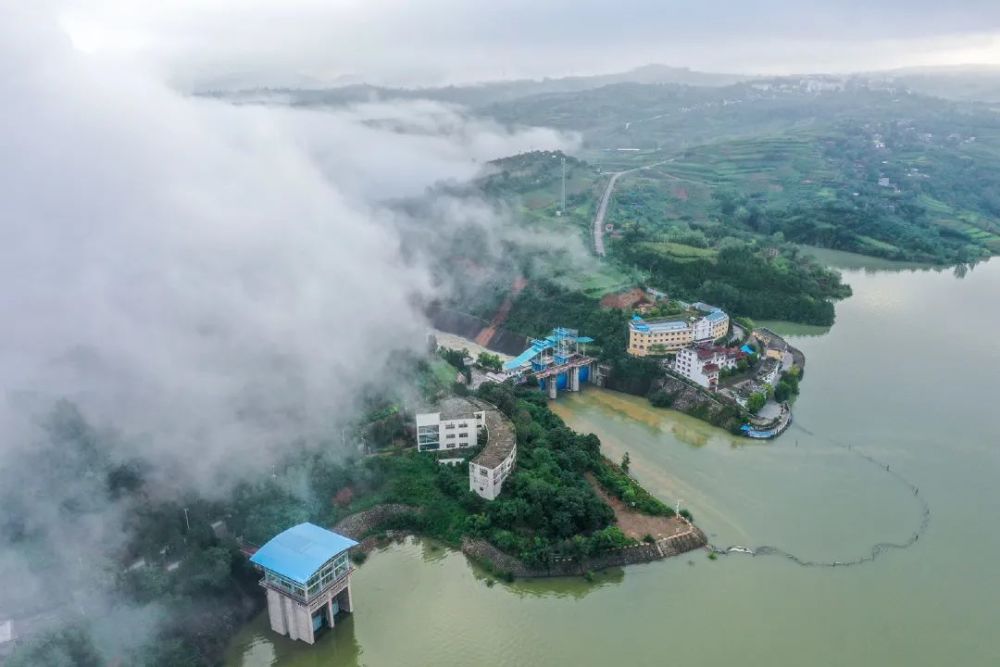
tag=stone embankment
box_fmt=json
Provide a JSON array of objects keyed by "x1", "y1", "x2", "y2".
[
  {"x1": 461, "y1": 522, "x2": 707, "y2": 578},
  {"x1": 333, "y1": 504, "x2": 421, "y2": 541},
  {"x1": 333, "y1": 504, "x2": 707, "y2": 577},
  {"x1": 653, "y1": 374, "x2": 740, "y2": 431}
]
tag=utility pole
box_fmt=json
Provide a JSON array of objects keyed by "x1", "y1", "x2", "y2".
[{"x1": 560, "y1": 156, "x2": 567, "y2": 214}]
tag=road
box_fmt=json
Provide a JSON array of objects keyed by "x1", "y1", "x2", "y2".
[
  {"x1": 592, "y1": 171, "x2": 625, "y2": 257},
  {"x1": 591, "y1": 159, "x2": 671, "y2": 257}
]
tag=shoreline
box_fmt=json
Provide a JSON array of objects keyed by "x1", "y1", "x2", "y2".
[{"x1": 332, "y1": 503, "x2": 707, "y2": 580}]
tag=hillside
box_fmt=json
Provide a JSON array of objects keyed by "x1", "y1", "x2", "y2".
[
  {"x1": 208, "y1": 64, "x2": 751, "y2": 108},
  {"x1": 604, "y1": 125, "x2": 1000, "y2": 263}
]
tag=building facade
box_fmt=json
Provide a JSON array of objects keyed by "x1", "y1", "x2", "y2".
[
  {"x1": 468, "y1": 408, "x2": 517, "y2": 500},
  {"x1": 415, "y1": 398, "x2": 486, "y2": 452},
  {"x1": 756, "y1": 358, "x2": 781, "y2": 386},
  {"x1": 415, "y1": 398, "x2": 517, "y2": 501},
  {"x1": 628, "y1": 307, "x2": 730, "y2": 357},
  {"x1": 250, "y1": 523, "x2": 358, "y2": 645},
  {"x1": 675, "y1": 344, "x2": 742, "y2": 390}
]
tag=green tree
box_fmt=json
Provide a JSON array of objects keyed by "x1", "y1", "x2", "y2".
[
  {"x1": 476, "y1": 351, "x2": 504, "y2": 373},
  {"x1": 621, "y1": 451, "x2": 631, "y2": 473}
]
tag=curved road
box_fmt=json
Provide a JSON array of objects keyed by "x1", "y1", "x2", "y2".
[
  {"x1": 592, "y1": 159, "x2": 671, "y2": 257},
  {"x1": 592, "y1": 171, "x2": 625, "y2": 257}
]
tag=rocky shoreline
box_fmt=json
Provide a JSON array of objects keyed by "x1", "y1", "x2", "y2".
[
  {"x1": 462, "y1": 522, "x2": 707, "y2": 578},
  {"x1": 333, "y1": 504, "x2": 707, "y2": 578}
]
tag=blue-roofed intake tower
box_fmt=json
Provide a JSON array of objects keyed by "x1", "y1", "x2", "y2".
[
  {"x1": 250, "y1": 523, "x2": 358, "y2": 644},
  {"x1": 503, "y1": 327, "x2": 595, "y2": 399}
]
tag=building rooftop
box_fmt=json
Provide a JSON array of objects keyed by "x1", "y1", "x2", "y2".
[
  {"x1": 691, "y1": 302, "x2": 722, "y2": 313},
  {"x1": 472, "y1": 404, "x2": 517, "y2": 469},
  {"x1": 756, "y1": 358, "x2": 781, "y2": 377},
  {"x1": 250, "y1": 523, "x2": 358, "y2": 584},
  {"x1": 630, "y1": 316, "x2": 690, "y2": 333},
  {"x1": 437, "y1": 396, "x2": 485, "y2": 420},
  {"x1": 704, "y1": 310, "x2": 728, "y2": 323}
]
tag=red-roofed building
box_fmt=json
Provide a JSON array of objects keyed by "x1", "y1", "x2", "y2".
[{"x1": 675, "y1": 344, "x2": 743, "y2": 391}]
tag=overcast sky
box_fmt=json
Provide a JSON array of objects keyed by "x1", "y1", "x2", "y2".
[{"x1": 53, "y1": 0, "x2": 1000, "y2": 88}]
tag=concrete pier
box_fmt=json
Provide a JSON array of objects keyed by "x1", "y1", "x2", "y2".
[{"x1": 265, "y1": 572, "x2": 353, "y2": 644}]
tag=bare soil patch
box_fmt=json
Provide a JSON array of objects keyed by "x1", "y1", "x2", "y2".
[{"x1": 586, "y1": 474, "x2": 689, "y2": 541}]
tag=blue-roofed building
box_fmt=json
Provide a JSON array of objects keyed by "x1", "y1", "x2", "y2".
[
  {"x1": 628, "y1": 306, "x2": 730, "y2": 357},
  {"x1": 250, "y1": 523, "x2": 358, "y2": 644},
  {"x1": 502, "y1": 327, "x2": 595, "y2": 399}
]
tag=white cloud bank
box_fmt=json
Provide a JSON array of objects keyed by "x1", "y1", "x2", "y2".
[{"x1": 0, "y1": 6, "x2": 576, "y2": 488}]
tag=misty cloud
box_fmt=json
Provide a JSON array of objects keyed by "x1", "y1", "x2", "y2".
[
  {"x1": 0, "y1": 5, "x2": 577, "y2": 647},
  {"x1": 1, "y1": 7, "x2": 575, "y2": 481}
]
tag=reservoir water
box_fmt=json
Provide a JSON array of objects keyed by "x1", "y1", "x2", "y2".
[{"x1": 227, "y1": 256, "x2": 1000, "y2": 666}]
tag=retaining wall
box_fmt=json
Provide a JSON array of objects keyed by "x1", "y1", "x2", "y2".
[{"x1": 461, "y1": 524, "x2": 707, "y2": 578}]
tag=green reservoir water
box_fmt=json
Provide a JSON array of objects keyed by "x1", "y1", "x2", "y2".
[{"x1": 227, "y1": 258, "x2": 1000, "y2": 667}]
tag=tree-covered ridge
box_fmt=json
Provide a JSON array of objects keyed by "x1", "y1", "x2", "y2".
[{"x1": 615, "y1": 241, "x2": 850, "y2": 325}]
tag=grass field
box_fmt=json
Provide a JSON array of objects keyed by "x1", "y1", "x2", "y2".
[{"x1": 639, "y1": 241, "x2": 717, "y2": 259}]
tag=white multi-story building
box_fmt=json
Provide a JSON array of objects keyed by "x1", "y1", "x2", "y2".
[
  {"x1": 675, "y1": 344, "x2": 742, "y2": 391},
  {"x1": 468, "y1": 408, "x2": 517, "y2": 500},
  {"x1": 692, "y1": 309, "x2": 729, "y2": 342},
  {"x1": 415, "y1": 398, "x2": 517, "y2": 501},
  {"x1": 756, "y1": 358, "x2": 781, "y2": 386},
  {"x1": 415, "y1": 398, "x2": 486, "y2": 452}
]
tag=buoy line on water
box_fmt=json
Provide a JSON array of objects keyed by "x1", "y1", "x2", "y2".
[{"x1": 708, "y1": 422, "x2": 930, "y2": 568}]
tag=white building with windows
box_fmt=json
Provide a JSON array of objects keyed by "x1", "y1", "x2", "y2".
[
  {"x1": 468, "y1": 408, "x2": 517, "y2": 500},
  {"x1": 675, "y1": 344, "x2": 742, "y2": 391},
  {"x1": 415, "y1": 398, "x2": 516, "y2": 500},
  {"x1": 415, "y1": 398, "x2": 486, "y2": 453},
  {"x1": 756, "y1": 358, "x2": 781, "y2": 386}
]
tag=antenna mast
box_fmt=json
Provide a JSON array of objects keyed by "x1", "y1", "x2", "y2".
[{"x1": 560, "y1": 156, "x2": 567, "y2": 214}]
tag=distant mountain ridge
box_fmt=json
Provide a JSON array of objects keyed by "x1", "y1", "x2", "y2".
[
  {"x1": 205, "y1": 64, "x2": 753, "y2": 108},
  {"x1": 208, "y1": 62, "x2": 1000, "y2": 109}
]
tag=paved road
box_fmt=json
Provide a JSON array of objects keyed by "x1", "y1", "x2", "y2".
[
  {"x1": 591, "y1": 159, "x2": 671, "y2": 257},
  {"x1": 592, "y1": 171, "x2": 625, "y2": 257}
]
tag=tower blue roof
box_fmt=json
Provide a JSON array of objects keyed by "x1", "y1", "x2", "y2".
[{"x1": 250, "y1": 523, "x2": 358, "y2": 584}]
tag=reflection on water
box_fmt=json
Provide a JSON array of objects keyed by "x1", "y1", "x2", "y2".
[
  {"x1": 754, "y1": 320, "x2": 832, "y2": 338},
  {"x1": 226, "y1": 537, "x2": 615, "y2": 667},
  {"x1": 228, "y1": 260, "x2": 1000, "y2": 667},
  {"x1": 798, "y1": 245, "x2": 938, "y2": 272},
  {"x1": 228, "y1": 608, "x2": 362, "y2": 667},
  {"x1": 503, "y1": 567, "x2": 625, "y2": 600}
]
